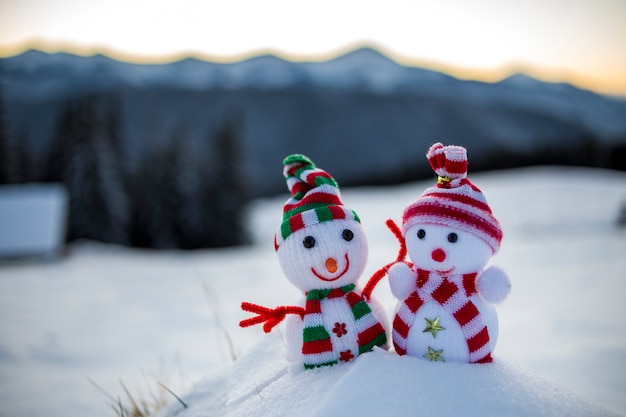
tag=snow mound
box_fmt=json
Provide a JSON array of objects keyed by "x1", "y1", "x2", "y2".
[{"x1": 158, "y1": 332, "x2": 618, "y2": 417}]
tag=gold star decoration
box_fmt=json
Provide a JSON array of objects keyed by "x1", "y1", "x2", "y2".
[
  {"x1": 423, "y1": 346, "x2": 445, "y2": 362},
  {"x1": 423, "y1": 316, "x2": 445, "y2": 338}
]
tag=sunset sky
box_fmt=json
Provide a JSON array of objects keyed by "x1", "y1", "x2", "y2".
[{"x1": 1, "y1": 0, "x2": 625, "y2": 95}]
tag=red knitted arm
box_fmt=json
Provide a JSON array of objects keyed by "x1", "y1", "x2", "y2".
[
  {"x1": 240, "y1": 302, "x2": 305, "y2": 333},
  {"x1": 362, "y1": 219, "x2": 407, "y2": 300}
]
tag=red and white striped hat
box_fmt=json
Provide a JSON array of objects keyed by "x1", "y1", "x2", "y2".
[{"x1": 402, "y1": 143, "x2": 503, "y2": 253}]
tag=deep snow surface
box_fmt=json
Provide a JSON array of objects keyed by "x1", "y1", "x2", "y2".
[
  {"x1": 157, "y1": 332, "x2": 618, "y2": 417},
  {"x1": 0, "y1": 166, "x2": 625, "y2": 417}
]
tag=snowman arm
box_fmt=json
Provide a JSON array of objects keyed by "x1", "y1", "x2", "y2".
[
  {"x1": 240, "y1": 302, "x2": 305, "y2": 333},
  {"x1": 362, "y1": 219, "x2": 407, "y2": 300},
  {"x1": 388, "y1": 262, "x2": 417, "y2": 300},
  {"x1": 476, "y1": 266, "x2": 511, "y2": 304}
]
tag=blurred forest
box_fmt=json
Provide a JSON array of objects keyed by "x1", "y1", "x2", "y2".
[{"x1": 0, "y1": 90, "x2": 248, "y2": 249}]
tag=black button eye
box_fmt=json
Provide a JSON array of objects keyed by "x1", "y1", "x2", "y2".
[
  {"x1": 447, "y1": 233, "x2": 458, "y2": 243},
  {"x1": 342, "y1": 229, "x2": 354, "y2": 242},
  {"x1": 417, "y1": 229, "x2": 426, "y2": 239},
  {"x1": 303, "y1": 236, "x2": 316, "y2": 249}
]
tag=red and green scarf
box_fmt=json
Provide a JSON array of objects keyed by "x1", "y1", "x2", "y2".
[{"x1": 302, "y1": 284, "x2": 387, "y2": 369}]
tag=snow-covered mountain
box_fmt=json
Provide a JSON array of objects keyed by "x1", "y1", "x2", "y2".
[
  {"x1": 1, "y1": 48, "x2": 625, "y2": 196},
  {"x1": 0, "y1": 47, "x2": 456, "y2": 97}
]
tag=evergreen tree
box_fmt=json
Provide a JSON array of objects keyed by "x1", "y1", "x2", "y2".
[
  {"x1": 207, "y1": 113, "x2": 248, "y2": 247},
  {"x1": 0, "y1": 86, "x2": 8, "y2": 184},
  {"x1": 131, "y1": 136, "x2": 182, "y2": 249},
  {"x1": 0, "y1": 87, "x2": 33, "y2": 184},
  {"x1": 42, "y1": 102, "x2": 73, "y2": 183},
  {"x1": 8, "y1": 131, "x2": 33, "y2": 183},
  {"x1": 171, "y1": 127, "x2": 213, "y2": 249},
  {"x1": 52, "y1": 94, "x2": 130, "y2": 245}
]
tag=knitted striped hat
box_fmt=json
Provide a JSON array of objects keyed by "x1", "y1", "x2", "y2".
[
  {"x1": 275, "y1": 154, "x2": 360, "y2": 249},
  {"x1": 402, "y1": 143, "x2": 503, "y2": 253}
]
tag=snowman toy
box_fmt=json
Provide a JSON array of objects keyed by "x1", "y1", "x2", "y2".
[
  {"x1": 388, "y1": 143, "x2": 510, "y2": 363},
  {"x1": 240, "y1": 154, "x2": 387, "y2": 369}
]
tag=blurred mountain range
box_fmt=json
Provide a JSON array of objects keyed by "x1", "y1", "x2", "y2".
[
  {"x1": 2, "y1": 47, "x2": 626, "y2": 249},
  {"x1": 2, "y1": 46, "x2": 626, "y2": 197}
]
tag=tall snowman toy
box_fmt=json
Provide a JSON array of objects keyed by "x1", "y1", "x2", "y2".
[
  {"x1": 388, "y1": 143, "x2": 510, "y2": 363},
  {"x1": 240, "y1": 154, "x2": 387, "y2": 369}
]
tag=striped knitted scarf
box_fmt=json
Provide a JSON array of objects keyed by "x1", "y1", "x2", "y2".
[
  {"x1": 302, "y1": 284, "x2": 387, "y2": 369},
  {"x1": 392, "y1": 269, "x2": 493, "y2": 363}
]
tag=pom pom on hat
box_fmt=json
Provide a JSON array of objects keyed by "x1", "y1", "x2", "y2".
[
  {"x1": 402, "y1": 143, "x2": 503, "y2": 253},
  {"x1": 275, "y1": 154, "x2": 360, "y2": 249},
  {"x1": 427, "y1": 142, "x2": 469, "y2": 181}
]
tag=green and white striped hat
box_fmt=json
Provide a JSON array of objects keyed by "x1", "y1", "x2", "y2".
[{"x1": 274, "y1": 154, "x2": 360, "y2": 249}]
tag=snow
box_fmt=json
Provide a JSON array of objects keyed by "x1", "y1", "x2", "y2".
[
  {"x1": 157, "y1": 332, "x2": 617, "y2": 417},
  {"x1": 0, "y1": 166, "x2": 625, "y2": 417}
]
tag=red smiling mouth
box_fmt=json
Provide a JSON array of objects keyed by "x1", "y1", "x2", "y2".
[
  {"x1": 435, "y1": 266, "x2": 455, "y2": 275},
  {"x1": 311, "y1": 253, "x2": 350, "y2": 281}
]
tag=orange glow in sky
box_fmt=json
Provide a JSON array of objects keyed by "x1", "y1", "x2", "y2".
[{"x1": 1, "y1": 0, "x2": 625, "y2": 95}]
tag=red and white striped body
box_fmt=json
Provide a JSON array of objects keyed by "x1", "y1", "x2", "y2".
[
  {"x1": 389, "y1": 223, "x2": 508, "y2": 363},
  {"x1": 387, "y1": 143, "x2": 509, "y2": 363},
  {"x1": 392, "y1": 269, "x2": 499, "y2": 363}
]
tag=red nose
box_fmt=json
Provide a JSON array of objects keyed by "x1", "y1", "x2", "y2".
[{"x1": 431, "y1": 248, "x2": 446, "y2": 262}]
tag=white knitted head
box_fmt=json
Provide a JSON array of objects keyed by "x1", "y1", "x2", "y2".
[
  {"x1": 404, "y1": 224, "x2": 492, "y2": 275},
  {"x1": 277, "y1": 219, "x2": 368, "y2": 292}
]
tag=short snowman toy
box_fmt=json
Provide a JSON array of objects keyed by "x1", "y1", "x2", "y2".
[
  {"x1": 241, "y1": 154, "x2": 387, "y2": 369},
  {"x1": 389, "y1": 143, "x2": 510, "y2": 363}
]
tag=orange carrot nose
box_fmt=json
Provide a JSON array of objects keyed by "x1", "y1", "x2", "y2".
[{"x1": 325, "y1": 258, "x2": 338, "y2": 273}]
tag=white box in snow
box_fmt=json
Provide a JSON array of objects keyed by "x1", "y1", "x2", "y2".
[{"x1": 0, "y1": 183, "x2": 68, "y2": 258}]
